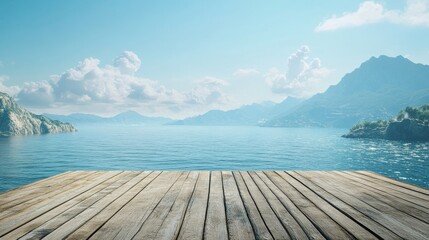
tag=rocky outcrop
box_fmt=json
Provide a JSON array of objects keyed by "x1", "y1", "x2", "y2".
[
  {"x1": 0, "y1": 92, "x2": 76, "y2": 137},
  {"x1": 343, "y1": 119, "x2": 429, "y2": 141},
  {"x1": 385, "y1": 119, "x2": 429, "y2": 141},
  {"x1": 344, "y1": 104, "x2": 429, "y2": 141},
  {"x1": 342, "y1": 125, "x2": 386, "y2": 139}
]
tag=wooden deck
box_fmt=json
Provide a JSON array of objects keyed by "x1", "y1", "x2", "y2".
[{"x1": 0, "y1": 171, "x2": 428, "y2": 240}]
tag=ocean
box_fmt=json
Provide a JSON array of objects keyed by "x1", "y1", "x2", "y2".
[{"x1": 0, "y1": 125, "x2": 428, "y2": 192}]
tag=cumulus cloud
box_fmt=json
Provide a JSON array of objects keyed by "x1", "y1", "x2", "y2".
[
  {"x1": 316, "y1": 0, "x2": 429, "y2": 32},
  {"x1": 233, "y1": 68, "x2": 260, "y2": 77},
  {"x1": 18, "y1": 81, "x2": 55, "y2": 107},
  {"x1": 265, "y1": 46, "x2": 332, "y2": 98},
  {"x1": 113, "y1": 51, "x2": 141, "y2": 75},
  {"x1": 11, "y1": 51, "x2": 229, "y2": 117},
  {"x1": 187, "y1": 77, "x2": 229, "y2": 105},
  {"x1": 0, "y1": 75, "x2": 21, "y2": 96}
]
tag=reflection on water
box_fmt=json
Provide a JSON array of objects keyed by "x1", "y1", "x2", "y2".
[{"x1": 0, "y1": 125, "x2": 428, "y2": 192}]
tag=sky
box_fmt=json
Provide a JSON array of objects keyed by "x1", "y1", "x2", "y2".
[{"x1": 0, "y1": 0, "x2": 428, "y2": 118}]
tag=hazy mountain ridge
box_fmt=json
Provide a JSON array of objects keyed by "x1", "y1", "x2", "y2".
[
  {"x1": 44, "y1": 111, "x2": 172, "y2": 125},
  {"x1": 0, "y1": 92, "x2": 76, "y2": 137},
  {"x1": 343, "y1": 104, "x2": 429, "y2": 141},
  {"x1": 39, "y1": 55, "x2": 429, "y2": 128},
  {"x1": 264, "y1": 55, "x2": 429, "y2": 128},
  {"x1": 170, "y1": 97, "x2": 303, "y2": 126}
]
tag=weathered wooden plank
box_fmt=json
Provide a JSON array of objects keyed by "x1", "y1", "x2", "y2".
[
  {"x1": 204, "y1": 171, "x2": 228, "y2": 240},
  {"x1": 334, "y1": 171, "x2": 429, "y2": 223},
  {"x1": 0, "y1": 172, "x2": 102, "y2": 220},
  {"x1": 45, "y1": 171, "x2": 157, "y2": 240},
  {"x1": 233, "y1": 171, "x2": 273, "y2": 240},
  {"x1": 357, "y1": 171, "x2": 429, "y2": 195},
  {"x1": 257, "y1": 172, "x2": 325, "y2": 240},
  {"x1": 222, "y1": 171, "x2": 255, "y2": 240},
  {"x1": 152, "y1": 171, "x2": 199, "y2": 239},
  {"x1": 0, "y1": 171, "x2": 96, "y2": 213},
  {"x1": 250, "y1": 171, "x2": 311, "y2": 240},
  {"x1": 131, "y1": 172, "x2": 191, "y2": 239},
  {"x1": 242, "y1": 171, "x2": 294, "y2": 239},
  {"x1": 0, "y1": 170, "x2": 427, "y2": 240},
  {"x1": 296, "y1": 171, "x2": 428, "y2": 240},
  {"x1": 176, "y1": 171, "x2": 210, "y2": 240},
  {"x1": 0, "y1": 171, "x2": 72, "y2": 196},
  {"x1": 0, "y1": 171, "x2": 121, "y2": 237},
  {"x1": 0, "y1": 171, "x2": 103, "y2": 221},
  {"x1": 0, "y1": 171, "x2": 75, "y2": 206},
  {"x1": 281, "y1": 171, "x2": 378, "y2": 239},
  {"x1": 343, "y1": 171, "x2": 429, "y2": 208},
  {"x1": 87, "y1": 171, "x2": 183, "y2": 240},
  {"x1": 2, "y1": 171, "x2": 140, "y2": 239},
  {"x1": 290, "y1": 171, "x2": 401, "y2": 239},
  {"x1": 266, "y1": 171, "x2": 359, "y2": 239},
  {"x1": 64, "y1": 171, "x2": 158, "y2": 240},
  {"x1": 18, "y1": 171, "x2": 140, "y2": 239}
]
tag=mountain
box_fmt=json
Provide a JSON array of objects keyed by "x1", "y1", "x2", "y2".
[
  {"x1": 44, "y1": 111, "x2": 171, "y2": 125},
  {"x1": 0, "y1": 92, "x2": 76, "y2": 137},
  {"x1": 43, "y1": 113, "x2": 105, "y2": 124},
  {"x1": 170, "y1": 97, "x2": 303, "y2": 126},
  {"x1": 110, "y1": 111, "x2": 171, "y2": 124},
  {"x1": 265, "y1": 55, "x2": 429, "y2": 128}
]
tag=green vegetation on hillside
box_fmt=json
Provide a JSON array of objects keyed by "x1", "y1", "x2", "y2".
[
  {"x1": 397, "y1": 105, "x2": 429, "y2": 124},
  {"x1": 344, "y1": 104, "x2": 429, "y2": 141},
  {"x1": 350, "y1": 119, "x2": 390, "y2": 132},
  {"x1": 351, "y1": 104, "x2": 429, "y2": 131}
]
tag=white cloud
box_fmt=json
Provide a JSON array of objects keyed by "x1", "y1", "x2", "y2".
[
  {"x1": 113, "y1": 51, "x2": 141, "y2": 75},
  {"x1": 265, "y1": 46, "x2": 332, "y2": 98},
  {"x1": 18, "y1": 81, "x2": 55, "y2": 107},
  {"x1": 233, "y1": 68, "x2": 260, "y2": 77},
  {"x1": 187, "y1": 77, "x2": 229, "y2": 105},
  {"x1": 0, "y1": 75, "x2": 21, "y2": 96},
  {"x1": 7, "y1": 51, "x2": 230, "y2": 117},
  {"x1": 316, "y1": 0, "x2": 429, "y2": 32}
]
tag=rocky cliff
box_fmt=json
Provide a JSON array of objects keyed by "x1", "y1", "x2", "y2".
[
  {"x1": 343, "y1": 105, "x2": 429, "y2": 141},
  {"x1": 0, "y1": 92, "x2": 76, "y2": 137},
  {"x1": 384, "y1": 119, "x2": 429, "y2": 141}
]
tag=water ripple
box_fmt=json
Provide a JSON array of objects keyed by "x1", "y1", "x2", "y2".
[{"x1": 0, "y1": 125, "x2": 428, "y2": 192}]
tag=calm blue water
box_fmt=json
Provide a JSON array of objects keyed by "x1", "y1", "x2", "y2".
[{"x1": 0, "y1": 125, "x2": 428, "y2": 192}]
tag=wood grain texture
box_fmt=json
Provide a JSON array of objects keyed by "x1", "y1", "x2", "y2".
[
  {"x1": 0, "y1": 171, "x2": 427, "y2": 240},
  {"x1": 65, "y1": 171, "x2": 158, "y2": 240},
  {"x1": 89, "y1": 171, "x2": 183, "y2": 240},
  {"x1": 177, "y1": 171, "x2": 210, "y2": 240},
  {"x1": 343, "y1": 171, "x2": 429, "y2": 208},
  {"x1": 204, "y1": 171, "x2": 228, "y2": 240},
  {"x1": 222, "y1": 171, "x2": 255, "y2": 240},
  {"x1": 356, "y1": 171, "x2": 429, "y2": 196},
  {"x1": 334, "y1": 171, "x2": 429, "y2": 223},
  {"x1": 233, "y1": 171, "x2": 273, "y2": 240},
  {"x1": 295, "y1": 171, "x2": 428, "y2": 240}
]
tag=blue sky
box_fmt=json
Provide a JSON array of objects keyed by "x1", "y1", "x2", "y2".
[{"x1": 1, "y1": 0, "x2": 428, "y2": 118}]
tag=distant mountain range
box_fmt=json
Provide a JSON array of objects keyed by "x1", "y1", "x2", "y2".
[
  {"x1": 44, "y1": 111, "x2": 172, "y2": 125},
  {"x1": 0, "y1": 92, "x2": 75, "y2": 136},
  {"x1": 169, "y1": 97, "x2": 303, "y2": 126},
  {"x1": 44, "y1": 55, "x2": 429, "y2": 128},
  {"x1": 175, "y1": 55, "x2": 429, "y2": 128},
  {"x1": 265, "y1": 55, "x2": 429, "y2": 128}
]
